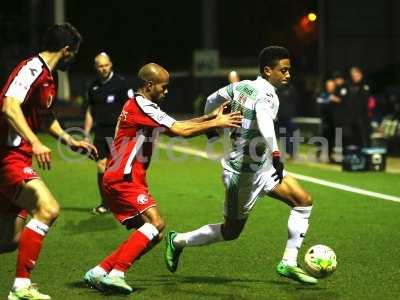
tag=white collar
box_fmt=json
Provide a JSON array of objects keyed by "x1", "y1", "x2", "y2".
[{"x1": 256, "y1": 76, "x2": 276, "y2": 91}]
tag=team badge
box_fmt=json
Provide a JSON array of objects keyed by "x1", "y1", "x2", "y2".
[
  {"x1": 23, "y1": 167, "x2": 36, "y2": 175},
  {"x1": 137, "y1": 194, "x2": 149, "y2": 205}
]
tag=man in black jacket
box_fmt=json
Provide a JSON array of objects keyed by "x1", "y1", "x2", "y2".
[
  {"x1": 84, "y1": 52, "x2": 132, "y2": 214},
  {"x1": 348, "y1": 66, "x2": 370, "y2": 147}
]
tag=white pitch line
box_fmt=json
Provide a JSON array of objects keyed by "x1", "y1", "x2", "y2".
[
  {"x1": 289, "y1": 173, "x2": 400, "y2": 203},
  {"x1": 157, "y1": 143, "x2": 400, "y2": 204}
]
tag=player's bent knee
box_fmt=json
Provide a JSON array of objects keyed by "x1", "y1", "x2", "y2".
[
  {"x1": 296, "y1": 193, "x2": 313, "y2": 207},
  {"x1": 35, "y1": 202, "x2": 60, "y2": 223}
]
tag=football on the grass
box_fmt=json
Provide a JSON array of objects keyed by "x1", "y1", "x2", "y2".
[{"x1": 304, "y1": 244, "x2": 337, "y2": 278}]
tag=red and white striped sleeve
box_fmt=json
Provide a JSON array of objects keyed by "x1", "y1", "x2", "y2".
[
  {"x1": 4, "y1": 57, "x2": 44, "y2": 103},
  {"x1": 134, "y1": 95, "x2": 176, "y2": 128}
]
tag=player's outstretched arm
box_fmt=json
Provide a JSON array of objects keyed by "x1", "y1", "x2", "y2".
[
  {"x1": 181, "y1": 101, "x2": 231, "y2": 125},
  {"x1": 168, "y1": 104, "x2": 242, "y2": 138},
  {"x1": 2, "y1": 97, "x2": 52, "y2": 169},
  {"x1": 47, "y1": 118, "x2": 98, "y2": 160}
]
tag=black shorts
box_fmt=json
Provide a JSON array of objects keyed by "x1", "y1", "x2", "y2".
[{"x1": 94, "y1": 126, "x2": 115, "y2": 160}]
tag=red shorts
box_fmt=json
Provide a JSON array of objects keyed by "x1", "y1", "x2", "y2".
[
  {"x1": 0, "y1": 151, "x2": 39, "y2": 217},
  {"x1": 102, "y1": 180, "x2": 157, "y2": 224}
]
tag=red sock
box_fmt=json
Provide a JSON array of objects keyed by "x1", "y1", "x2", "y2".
[
  {"x1": 100, "y1": 241, "x2": 127, "y2": 273},
  {"x1": 16, "y1": 220, "x2": 49, "y2": 278},
  {"x1": 113, "y1": 223, "x2": 158, "y2": 272}
]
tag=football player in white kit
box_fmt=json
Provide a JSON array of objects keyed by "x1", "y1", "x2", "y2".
[{"x1": 165, "y1": 46, "x2": 317, "y2": 284}]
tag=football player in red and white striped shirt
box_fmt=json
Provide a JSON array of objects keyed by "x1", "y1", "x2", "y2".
[
  {"x1": 0, "y1": 24, "x2": 97, "y2": 300},
  {"x1": 84, "y1": 63, "x2": 242, "y2": 294}
]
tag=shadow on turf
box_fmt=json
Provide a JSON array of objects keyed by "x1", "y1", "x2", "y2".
[
  {"x1": 67, "y1": 281, "x2": 145, "y2": 296},
  {"x1": 62, "y1": 215, "x2": 118, "y2": 235},
  {"x1": 135, "y1": 275, "x2": 268, "y2": 286},
  {"x1": 135, "y1": 276, "x2": 334, "y2": 299},
  {"x1": 62, "y1": 207, "x2": 94, "y2": 213}
]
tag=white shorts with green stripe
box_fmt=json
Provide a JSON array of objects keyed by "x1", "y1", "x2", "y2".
[{"x1": 222, "y1": 165, "x2": 287, "y2": 220}]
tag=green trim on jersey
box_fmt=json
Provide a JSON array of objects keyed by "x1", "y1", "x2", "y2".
[
  {"x1": 227, "y1": 84, "x2": 234, "y2": 99},
  {"x1": 230, "y1": 99, "x2": 256, "y2": 120},
  {"x1": 222, "y1": 79, "x2": 277, "y2": 175},
  {"x1": 225, "y1": 173, "x2": 240, "y2": 218}
]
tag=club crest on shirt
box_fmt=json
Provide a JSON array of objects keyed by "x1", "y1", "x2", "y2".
[
  {"x1": 137, "y1": 194, "x2": 149, "y2": 205},
  {"x1": 23, "y1": 167, "x2": 36, "y2": 175}
]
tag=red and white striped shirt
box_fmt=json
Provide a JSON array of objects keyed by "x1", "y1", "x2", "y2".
[
  {"x1": 103, "y1": 94, "x2": 175, "y2": 189},
  {"x1": 0, "y1": 55, "x2": 56, "y2": 156}
]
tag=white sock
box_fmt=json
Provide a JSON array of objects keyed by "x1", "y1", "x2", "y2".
[
  {"x1": 26, "y1": 219, "x2": 49, "y2": 236},
  {"x1": 173, "y1": 223, "x2": 224, "y2": 248},
  {"x1": 137, "y1": 223, "x2": 159, "y2": 241},
  {"x1": 13, "y1": 278, "x2": 31, "y2": 290},
  {"x1": 92, "y1": 266, "x2": 107, "y2": 276},
  {"x1": 282, "y1": 206, "x2": 312, "y2": 267},
  {"x1": 109, "y1": 269, "x2": 125, "y2": 278}
]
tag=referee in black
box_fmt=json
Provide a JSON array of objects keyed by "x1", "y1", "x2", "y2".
[{"x1": 84, "y1": 52, "x2": 132, "y2": 214}]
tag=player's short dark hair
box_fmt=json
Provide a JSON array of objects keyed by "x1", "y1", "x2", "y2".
[
  {"x1": 42, "y1": 23, "x2": 82, "y2": 52},
  {"x1": 258, "y1": 46, "x2": 290, "y2": 73}
]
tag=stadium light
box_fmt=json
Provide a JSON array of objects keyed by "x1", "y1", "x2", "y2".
[{"x1": 308, "y1": 12, "x2": 317, "y2": 22}]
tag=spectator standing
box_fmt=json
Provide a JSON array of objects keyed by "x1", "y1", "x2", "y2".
[
  {"x1": 316, "y1": 79, "x2": 336, "y2": 161},
  {"x1": 331, "y1": 71, "x2": 350, "y2": 153},
  {"x1": 348, "y1": 66, "x2": 371, "y2": 147}
]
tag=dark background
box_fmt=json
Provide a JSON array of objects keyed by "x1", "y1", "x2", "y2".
[
  {"x1": 0, "y1": 1, "x2": 318, "y2": 72},
  {"x1": 1, "y1": 0, "x2": 399, "y2": 117}
]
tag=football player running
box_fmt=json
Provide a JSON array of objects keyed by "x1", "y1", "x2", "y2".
[{"x1": 165, "y1": 46, "x2": 317, "y2": 285}]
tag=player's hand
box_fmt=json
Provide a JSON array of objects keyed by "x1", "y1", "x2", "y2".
[
  {"x1": 215, "y1": 111, "x2": 242, "y2": 128},
  {"x1": 271, "y1": 151, "x2": 284, "y2": 184},
  {"x1": 70, "y1": 140, "x2": 99, "y2": 161},
  {"x1": 32, "y1": 141, "x2": 52, "y2": 170},
  {"x1": 215, "y1": 102, "x2": 242, "y2": 128},
  {"x1": 210, "y1": 101, "x2": 231, "y2": 118}
]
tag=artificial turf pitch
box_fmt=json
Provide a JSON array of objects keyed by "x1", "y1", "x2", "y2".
[{"x1": 1, "y1": 134, "x2": 399, "y2": 299}]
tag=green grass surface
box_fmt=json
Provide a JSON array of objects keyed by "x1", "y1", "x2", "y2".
[{"x1": 1, "y1": 134, "x2": 400, "y2": 299}]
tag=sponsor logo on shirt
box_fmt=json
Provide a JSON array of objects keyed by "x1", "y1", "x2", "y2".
[
  {"x1": 137, "y1": 194, "x2": 149, "y2": 205},
  {"x1": 29, "y1": 68, "x2": 38, "y2": 77},
  {"x1": 16, "y1": 81, "x2": 29, "y2": 91},
  {"x1": 156, "y1": 113, "x2": 166, "y2": 122}
]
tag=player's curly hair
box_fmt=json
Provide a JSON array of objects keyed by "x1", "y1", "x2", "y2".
[
  {"x1": 42, "y1": 23, "x2": 82, "y2": 52},
  {"x1": 258, "y1": 46, "x2": 290, "y2": 74}
]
